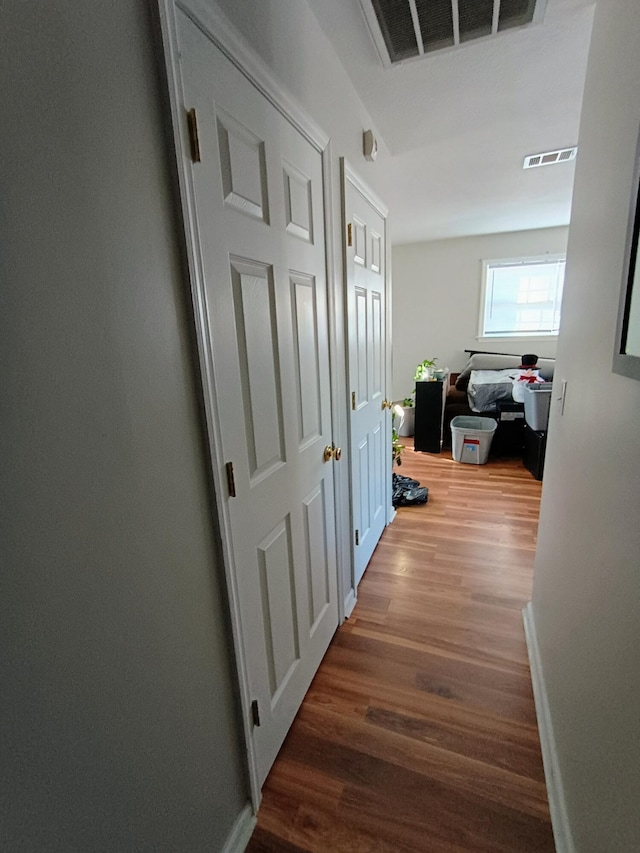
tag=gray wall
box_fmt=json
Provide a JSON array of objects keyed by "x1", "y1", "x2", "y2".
[
  {"x1": 0, "y1": 2, "x2": 248, "y2": 850},
  {"x1": 531, "y1": 0, "x2": 640, "y2": 849}
]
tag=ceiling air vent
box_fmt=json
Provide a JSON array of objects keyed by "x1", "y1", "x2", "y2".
[
  {"x1": 523, "y1": 147, "x2": 578, "y2": 169},
  {"x1": 360, "y1": 0, "x2": 547, "y2": 65}
]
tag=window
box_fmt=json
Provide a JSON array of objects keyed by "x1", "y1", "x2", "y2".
[{"x1": 480, "y1": 255, "x2": 565, "y2": 338}]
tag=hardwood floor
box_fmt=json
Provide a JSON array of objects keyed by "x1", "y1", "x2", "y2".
[{"x1": 246, "y1": 440, "x2": 553, "y2": 853}]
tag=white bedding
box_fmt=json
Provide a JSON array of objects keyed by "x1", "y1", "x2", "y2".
[{"x1": 467, "y1": 368, "x2": 527, "y2": 412}]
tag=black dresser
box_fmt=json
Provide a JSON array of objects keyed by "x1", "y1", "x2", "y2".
[{"x1": 414, "y1": 380, "x2": 447, "y2": 453}]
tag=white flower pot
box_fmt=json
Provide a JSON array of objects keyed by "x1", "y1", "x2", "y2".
[{"x1": 398, "y1": 406, "x2": 415, "y2": 437}]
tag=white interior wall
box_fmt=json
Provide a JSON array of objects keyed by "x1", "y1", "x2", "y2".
[
  {"x1": 391, "y1": 228, "x2": 568, "y2": 399},
  {"x1": 530, "y1": 1, "x2": 640, "y2": 849},
  {"x1": 0, "y1": 3, "x2": 248, "y2": 849}
]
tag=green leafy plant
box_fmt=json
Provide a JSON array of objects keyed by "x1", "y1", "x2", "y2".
[
  {"x1": 401, "y1": 392, "x2": 415, "y2": 407},
  {"x1": 391, "y1": 408, "x2": 405, "y2": 466},
  {"x1": 392, "y1": 426, "x2": 404, "y2": 466},
  {"x1": 413, "y1": 358, "x2": 438, "y2": 382}
]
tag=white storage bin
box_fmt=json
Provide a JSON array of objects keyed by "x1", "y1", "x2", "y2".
[
  {"x1": 523, "y1": 382, "x2": 553, "y2": 431},
  {"x1": 450, "y1": 416, "x2": 497, "y2": 465}
]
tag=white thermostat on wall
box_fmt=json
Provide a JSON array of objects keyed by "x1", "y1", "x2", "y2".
[{"x1": 363, "y1": 129, "x2": 378, "y2": 161}]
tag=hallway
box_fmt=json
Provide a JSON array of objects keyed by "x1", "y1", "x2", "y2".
[{"x1": 247, "y1": 442, "x2": 554, "y2": 852}]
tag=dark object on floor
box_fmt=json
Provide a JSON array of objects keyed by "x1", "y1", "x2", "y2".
[
  {"x1": 392, "y1": 473, "x2": 429, "y2": 507},
  {"x1": 492, "y1": 401, "x2": 525, "y2": 456},
  {"x1": 523, "y1": 424, "x2": 547, "y2": 480}
]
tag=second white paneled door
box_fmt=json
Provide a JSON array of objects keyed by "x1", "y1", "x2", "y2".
[
  {"x1": 343, "y1": 163, "x2": 391, "y2": 587},
  {"x1": 175, "y1": 10, "x2": 338, "y2": 786}
]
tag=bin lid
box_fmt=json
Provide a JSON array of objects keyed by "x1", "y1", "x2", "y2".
[
  {"x1": 523, "y1": 382, "x2": 553, "y2": 394},
  {"x1": 450, "y1": 416, "x2": 497, "y2": 432}
]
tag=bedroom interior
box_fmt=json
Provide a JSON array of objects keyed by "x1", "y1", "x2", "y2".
[{"x1": 3, "y1": 1, "x2": 639, "y2": 852}]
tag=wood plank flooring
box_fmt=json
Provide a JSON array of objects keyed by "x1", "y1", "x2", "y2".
[{"x1": 246, "y1": 441, "x2": 553, "y2": 852}]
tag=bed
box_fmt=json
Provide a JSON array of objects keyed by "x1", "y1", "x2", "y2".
[{"x1": 442, "y1": 352, "x2": 555, "y2": 451}]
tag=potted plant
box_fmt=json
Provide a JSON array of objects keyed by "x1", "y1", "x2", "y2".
[{"x1": 414, "y1": 357, "x2": 438, "y2": 382}]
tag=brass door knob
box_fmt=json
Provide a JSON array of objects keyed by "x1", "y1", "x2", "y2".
[
  {"x1": 324, "y1": 444, "x2": 342, "y2": 462},
  {"x1": 381, "y1": 399, "x2": 393, "y2": 410}
]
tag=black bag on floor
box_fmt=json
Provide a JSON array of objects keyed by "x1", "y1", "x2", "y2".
[{"x1": 392, "y1": 473, "x2": 429, "y2": 508}]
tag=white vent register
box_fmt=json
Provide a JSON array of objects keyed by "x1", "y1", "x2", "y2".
[{"x1": 523, "y1": 147, "x2": 578, "y2": 169}]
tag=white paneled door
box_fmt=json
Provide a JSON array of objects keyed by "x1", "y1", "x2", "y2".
[
  {"x1": 343, "y1": 164, "x2": 391, "y2": 587},
  {"x1": 176, "y1": 11, "x2": 338, "y2": 786}
]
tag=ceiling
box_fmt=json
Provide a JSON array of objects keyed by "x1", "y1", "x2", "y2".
[{"x1": 306, "y1": 0, "x2": 596, "y2": 244}]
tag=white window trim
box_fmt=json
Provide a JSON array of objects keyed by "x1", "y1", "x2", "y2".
[{"x1": 477, "y1": 253, "x2": 566, "y2": 340}]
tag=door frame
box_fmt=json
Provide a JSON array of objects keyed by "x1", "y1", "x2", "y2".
[
  {"x1": 341, "y1": 159, "x2": 393, "y2": 602},
  {"x1": 155, "y1": 0, "x2": 347, "y2": 809}
]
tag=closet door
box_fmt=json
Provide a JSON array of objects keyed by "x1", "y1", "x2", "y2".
[
  {"x1": 176, "y1": 9, "x2": 339, "y2": 786},
  {"x1": 343, "y1": 163, "x2": 391, "y2": 587}
]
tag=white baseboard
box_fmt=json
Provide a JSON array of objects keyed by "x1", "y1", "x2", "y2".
[
  {"x1": 344, "y1": 587, "x2": 357, "y2": 619},
  {"x1": 221, "y1": 803, "x2": 256, "y2": 853},
  {"x1": 522, "y1": 603, "x2": 574, "y2": 853}
]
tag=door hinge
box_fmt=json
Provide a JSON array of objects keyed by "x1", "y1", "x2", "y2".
[
  {"x1": 251, "y1": 699, "x2": 261, "y2": 727},
  {"x1": 225, "y1": 461, "x2": 236, "y2": 498},
  {"x1": 355, "y1": 529, "x2": 360, "y2": 546},
  {"x1": 351, "y1": 391, "x2": 356, "y2": 410},
  {"x1": 347, "y1": 223, "x2": 353, "y2": 247},
  {"x1": 186, "y1": 107, "x2": 201, "y2": 163}
]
